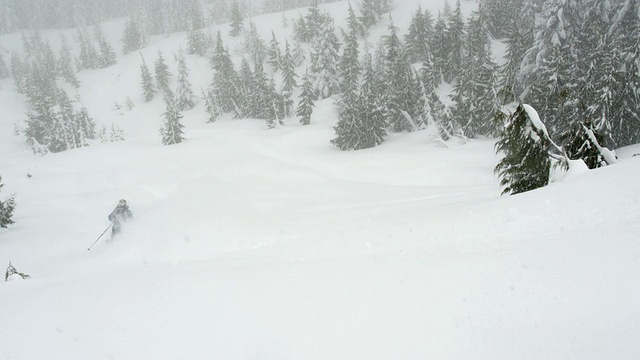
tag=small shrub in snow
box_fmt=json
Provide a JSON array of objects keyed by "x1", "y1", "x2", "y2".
[{"x1": 4, "y1": 262, "x2": 30, "y2": 281}]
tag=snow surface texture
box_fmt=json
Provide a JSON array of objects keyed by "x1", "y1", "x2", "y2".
[{"x1": 1, "y1": 1, "x2": 640, "y2": 359}]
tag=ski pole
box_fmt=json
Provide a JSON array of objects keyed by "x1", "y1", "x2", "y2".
[{"x1": 88, "y1": 224, "x2": 113, "y2": 251}]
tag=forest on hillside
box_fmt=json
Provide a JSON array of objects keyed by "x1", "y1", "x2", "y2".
[{"x1": 1, "y1": 0, "x2": 638, "y2": 195}]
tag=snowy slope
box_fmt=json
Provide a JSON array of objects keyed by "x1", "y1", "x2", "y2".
[{"x1": 1, "y1": 1, "x2": 640, "y2": 359}]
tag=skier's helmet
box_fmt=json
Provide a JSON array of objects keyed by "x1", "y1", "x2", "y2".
[{"x1": 118, "y1": 199, "x2": 127, "y2": 206}]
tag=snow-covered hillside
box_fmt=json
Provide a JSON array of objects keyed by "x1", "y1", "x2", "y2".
[{"x1": 1, "y1": 1, "x2": 640, "y2": 359}]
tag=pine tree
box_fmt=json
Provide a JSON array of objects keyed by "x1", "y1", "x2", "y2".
[
  {"x1": 430, "y1": 10, "x2": 447, "y2": 85},
  {"x1": 520, "y1": 0, "x2": 582, "y2": 138},
  {"x1": 495, "y1": 104, "x2": 552, "y2": 195},
  {"x1": 297, "y1": 69, "x2": 315, "y2": 125},
  {"x1": 332, "y1": 22, "x2": 363, "y2": 150},
  {"x1": 267, "y1": 30, "x2": 282, "y2": 70},
  {"x1": 608, "y1": 0, "x2": 640, "y2": 147},
  {"x1": 94, "y1": 25, "x2": 117, "y2": 68},
  {"x1": 345, "y1": 3, "x2": 365, "y2": 38},
  {"x1": 443, "y1": 0, "x2": 465, "y2": 83},
  {"x1": 187, "y1": 0, "x2": 206, "y2": 31},
  {"x1": 76, "y1": 29, "x2": 99, "y2": 70},
  {"x1": 203, "y1": 89, "x2": 222, "y2": 123},
  {"x1": 75, "y1": 106, "x2": 97, "y2": 142},
  {"x1": 281, "y1": 41, "x2": 298, "y2": 117},
  {"x1": 140, "y1": 55, "x2": 157, "y2": 102},
  {"x1": 122, "y1": 16, "x2": 146, "y2": 54},
  {"x1": 154, "y1": 51, "x2": 172, "y2": 98},
  {"x1": 161, "y1": 100, "x2": 185, "y2": 145},
  {"x1": 229, "y1": 1, "x2": 243, "y2": 37},
  {"x1": 175, "y1": 50, "x2": 195, "y2": 111},
  {"x1": 0, "y1": 53, "x2": 9, "y2": 80},
  {"x1": 359, "y1": 51, "x2": 388, "y2": 148},
  {"x1": 449, "y1": 10, "x2": 499, "y2": 138},
  {"x1": 0, "y1": 176, "x2": 16, "y2": 229},
  {"x1": 382, "y1": 23, "x2": 419, "y2": 132},
  {"x1": 310, "y1": 18, "x2": 340, "y2": 99},
  {"x1": 561, "y1": 117, "x2": 616, "y2": 169},
  {"x1": 210, "y1": 31, "x2": 240, "y2": 113},
  {"x1": 58, "y1": 34, "x2": 79, "y2": 88},
  {"x1": 10, "y1": 52, "x2": 27, "y2": 93},
  {"x1": 405, "y1": 5, "x2": 432, "y2": 64},
  {"x1": 291, "y1": 41, "x2": 307, "y2": 66},
  {"x1": 244, "y1": 20, "x2": 267, "y2": 65},
  {"x1": 360, "y1": 0, "x2": 378, "y2": 30},
  {"x1": 498, "y1": 14, "x2": 533, "y2": 104},
  {"x1": 187, "y1": 24, "x2": 210, "y2": 56}
]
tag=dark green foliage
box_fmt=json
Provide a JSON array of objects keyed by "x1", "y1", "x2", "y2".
[
  {"x1": 443, "y1": 0, "x2": 465, "y2": 83},
  {"x1": 495, "y1": 104, "x2": 552, "y2": 195},
  {"x1": 95, "y1": 26, "x2": 117, "y2": 68},
  {"x1": 154, "y1": 51, "x2": 172, "y2": 97},
  {"x1": 359, "y1": 0, "x2": 378, "y2": 29},
  {"x1": 187, "y1": 25, "x2": 210, "y2": 56},
  {"x1": 0, "y1": 54, "x2": 8, "y2": 88},
  {"x1": 122, "y1": 16, "x2": 146, "y2": 54},
  {"x1": 203, "y1": 89, "x2": 222, "y2": 123},
  {"x1": 244, "y1": 21, "x2": 267, "y2": 65},
  {"x1": 140, "y1": 56, "x2": 157, "y2": 102},
  {"x1": 449, "y1": 10, "x2": 500, "y2": 138},
  {"x1": 210, "y1": 32, "x2": 240, "y2": 113},
  {"x1": 561, "y1": 118, "x2": 613, "y2": 169},
  {"x1": 161, "y1": 100, "x2": 185, "y2": 145},
  {"x1": 381, "y1": 24, "x2": 421, "y2": 132},
  {"x1": 281, "y1": 41, "x2": 298, "y2": 117},
  {"x1": 229, "y1": 1, "x2": 243, "y2": 37},
  {"x1": 296, "y1": 69, "x2": 315, "y2": 125},
  {"x1": 405, "y1": 6, "x2": 433, "y2": 64},
  {"x1": 267, "y1": 31, "x2": 282, "y2": 70},
  {"x1": 0, "y1": 177, "x2": 16, "y2": 229},
  {"x1": 58, "y1": 34, "x2": 79, "y2": 88},
  {"x1": 175, "y1": 51, "x2": 195, "y2": 111},
  {"x1": 310, "y1": 17, "x2": 340, "y2": 99}
]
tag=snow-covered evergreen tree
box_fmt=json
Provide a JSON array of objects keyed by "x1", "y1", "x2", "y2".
[
  {"x1": 281, "y1": 41, "x2": 298, "y2": 117},
  {"x1": 175, "y1": 50, "x2": 195, "y2": 111},
  {"x1": 210, "y1": 32, "x2": 240, "y2": 113},
  {"x1": 187, "y1": 24, "x2": 210, "y2": 56},
  {"x1": 296, "y1": 69, "x2": 315, "y2": 125},
  {"x1": 0, "y1": 176, "x2": 16, "y2": 229},
  {"x1": 449, "y1": 10, "x2": 499, "y2": 138},
  {"x1": 382, "y1": 23, "x2": 420, "y2": 132},
  {"x1": 229, "y1": 1, "x2": 243, "y2": 37},
  {"x1": 405, "y1": 5, "x2": 433, "y2": 64},
  {"x1": 140, "y1": 55, "x2": 157, "y2": 102},
  {"x1": 267, "y1": 30, "x2": 282, "y2": 70},
  {"x1": 94, "y1": 25, "x2": 117, "y2": 68},
  {"x1": 0, "y1": 52, "x2": 10, "y2": 80},
  {"x1": 345, "y1": 3, "x2": 365, "y2": 38},
  {"x1": 332, "y1": 22, "x2": 362, "y2": 150},
  {"x1": 244, "y1": 20, "x2": 267, "y2": 65},
  {"x1": 161, "y1": 100, "x2": 185, "y2": 145},
  {"x1": 520, "y1": 0, "x2": 582, "y2": 138},
  {"x1": 58, "y1": 34, "x2": 79, "y2": 88},
  {"x1": 495, "y1": 104, "x2": 553, "y2": 195},
  {"x1": 154, "y1": 51, "x2": 172, "y2": 98},
  {"x1": 122, "y1": 15, "x2": 146, "y2": 55},
  {"x1": 359, "y1": 0, "x2": 378, "y2": 30},
  {"x1": 561, "y1": 117, "x2": 616, "y2": 169},
  {"x1": 77, "y1": 29, "x2": 99, "y2": 70},
  {"x1": 310, "y1": 17, "x2": 340, "y2": 99},
  {"x1": 607, "y1": 0, "x2": 640, "y2": 147},
  {"x1": 443, "y1": 0, "x2": 465, "y2": 83},
  {"x1": 203, "y1": 89, "x2": 222, "y2": 123}
]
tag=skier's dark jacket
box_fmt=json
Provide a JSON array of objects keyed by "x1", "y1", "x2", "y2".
[{"x1": 109, "y1": 205, "x2": 133, "y2": 233}]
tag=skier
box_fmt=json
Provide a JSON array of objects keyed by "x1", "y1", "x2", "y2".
[{"x1": 108, "y1": 199, "x2": 133, "y2": 237}]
